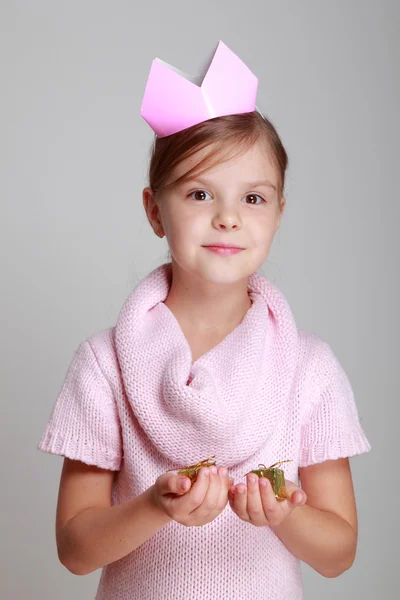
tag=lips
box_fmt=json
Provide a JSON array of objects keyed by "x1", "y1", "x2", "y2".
[
  {"x1": 203, "y1": 244, "x2": 244, "y2": 250},
  {"x1": 203, "y1": 245, "x2": 244, "y2": 256}
]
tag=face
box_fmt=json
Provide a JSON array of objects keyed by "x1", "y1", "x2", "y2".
[{"x1": 143, "y1": 140, "x2": 285, "y2": 285}]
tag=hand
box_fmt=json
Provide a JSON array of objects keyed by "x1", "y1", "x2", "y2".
[
  {"x1": 150, "y1": 465, "x2": 234, "y2": 527},
  {"x1": 228, "y1": 474, "x2": 307, "y2": 528}
]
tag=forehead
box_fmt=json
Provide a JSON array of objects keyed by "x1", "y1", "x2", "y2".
[{"x1": 168, "y1": 139, "x2": 278, "y2": 188}]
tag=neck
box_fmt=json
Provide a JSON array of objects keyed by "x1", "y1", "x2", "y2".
[{"x1": 162, "y1": 261, "x2": 252, "y2": 332}]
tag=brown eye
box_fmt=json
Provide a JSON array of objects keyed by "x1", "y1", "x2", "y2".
[
  {"x1": 189, "y1": 190, "x2": 210, "y2": 201},
  {"x1": 244, "y1": 194, "x2": 264, "y2": 205}
]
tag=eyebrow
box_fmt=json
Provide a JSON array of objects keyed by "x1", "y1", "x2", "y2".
[{"x1": 182, "y1": 177, "x2": 277, "y2": 192}]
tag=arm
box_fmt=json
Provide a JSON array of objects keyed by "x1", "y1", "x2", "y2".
[
  {"x1": 56, "y1": 458, "x2": 172, "y2": 576},
  {"x1": 270, "y1": 458, "x2": 358, "y2": 578}
]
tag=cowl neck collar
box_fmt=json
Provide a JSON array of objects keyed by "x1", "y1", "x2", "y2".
[{"x1": 115, "y1": 263, "x2": 299, "y2": 467}]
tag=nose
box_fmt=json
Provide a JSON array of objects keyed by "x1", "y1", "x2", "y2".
[{"x1": 211, "y1": 205, "x2": 241, "y2": 231}]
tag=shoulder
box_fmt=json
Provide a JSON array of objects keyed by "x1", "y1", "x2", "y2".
[
  {"x1": 297, "y1": 329, "x2": 352, "y2": 396},
  {"x1": 296, "y1": 329, "x2": 347, "y2": 416},
  {"x1": 297, "y1": 328, "x2": 346, "y2": 375},
  {"x1": 84, "y1": 327, "x2": 122, "y2": 394},
  {"x1": 297, "y1": 328, "x2": 335, "y2": 362},
  {"x1": 87, "y1": 326, "x2": 116, "y2": 357},
  {"x1": 296, "y1": 328, "x2": 332, "y2": 387}
]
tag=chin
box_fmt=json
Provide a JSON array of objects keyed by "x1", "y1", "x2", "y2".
[
  {"x1": 197, "y1": 258, "x2": 261, "y2": 285},
  {"x1": 170, "y1": 250, "x2": 268, "y2": 284}
]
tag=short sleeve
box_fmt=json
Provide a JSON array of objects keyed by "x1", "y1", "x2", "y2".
[
  {"x1": 299, "y1": 340, "x2": 371, "y2": 467},
  {"x1": 38, "y1": 340, "x2": 122, "y2": 470}
]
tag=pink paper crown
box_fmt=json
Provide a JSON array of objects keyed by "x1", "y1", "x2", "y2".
[{"x1": 141, "y1": 40, "x2": 259, "y2": 138}]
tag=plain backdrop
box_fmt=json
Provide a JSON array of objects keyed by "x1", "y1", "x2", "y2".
[{"x1": 1, "y1": 1, "x2": 398, "y2": 598}]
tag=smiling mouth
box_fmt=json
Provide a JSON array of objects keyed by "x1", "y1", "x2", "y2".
[
  {"x1": 202, "y1": 245, "x2": 245, "y2": 256},
  {"x1": 202, "y1": 244, "x2": 244, "y2": 250}
]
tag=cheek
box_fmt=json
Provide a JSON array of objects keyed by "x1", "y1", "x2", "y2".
[
  {"x1": 167, "y1": 213, "x2": 205, "y2": 242},
  {"x1": 251, "y1": 218, "x2": 277, "y2": 245}
]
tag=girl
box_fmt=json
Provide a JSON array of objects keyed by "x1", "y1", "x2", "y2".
[{"x1": 38, "y1": 41, "x2": 371, "y2": 600}]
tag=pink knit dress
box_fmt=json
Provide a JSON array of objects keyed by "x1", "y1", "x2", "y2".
[{"x1": 38, "y1": 262, "x2": 371, "y2": 599}]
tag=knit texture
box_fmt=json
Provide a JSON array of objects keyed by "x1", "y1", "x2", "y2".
[{"x1": 38, "y1": 263, "x2": 371, "y2": 600}]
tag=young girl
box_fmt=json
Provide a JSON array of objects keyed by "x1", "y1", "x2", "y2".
[{"x1": 38, "y1": 41, "x2": 371, "y2": 600}]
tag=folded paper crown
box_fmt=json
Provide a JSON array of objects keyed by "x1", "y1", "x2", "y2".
[{"x1": 141, "y1": 40, "x2": 258, "y2": 138}]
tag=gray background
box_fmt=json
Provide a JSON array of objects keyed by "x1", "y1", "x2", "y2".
[{"x1": 1, "y1": 0, "x2": 398, "y2": 598}]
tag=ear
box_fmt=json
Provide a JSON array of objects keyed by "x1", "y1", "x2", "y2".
[
  {"x1": 142, "y1": 187, "x2": 165, "y2": 237},
  {"x1": 275, "y1": 196, "x2": 286, "y2": 232}
]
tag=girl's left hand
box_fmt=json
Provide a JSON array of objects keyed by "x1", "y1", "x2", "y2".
[{"x1": 228, "y1": 474, "x2": 307, "y2": 527}]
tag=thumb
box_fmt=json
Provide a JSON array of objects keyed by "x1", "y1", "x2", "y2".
[
  {"x1": 284, "y1": 479, "x2": 307, "y2": 506},
  {"x1": 157, "y1": 472, "x2": 191, "y2": 496}
]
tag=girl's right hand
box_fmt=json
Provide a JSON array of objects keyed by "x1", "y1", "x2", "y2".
[{"x1": 150, "y1": 466, "x2": 233, "y2": 527}]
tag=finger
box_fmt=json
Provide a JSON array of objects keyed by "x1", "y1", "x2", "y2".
[
  {"x1": 184, "y1": 467, "x2": 212, "y2": 510},
  {"x1": 228, "y1": 479, "x2": 236, "y2": 510},
  {"x1": 246, "y1": 473, "x2": 265, "y2": 524},
  {"x1": 215, "y1": 467, "x2": 230, "y2": 509},
  {"x1": 157, "y1": 473, "x2": 191, "y2": 496},
  {"x1": 232, "y1": 483, "x2": 249, "y2": 520},
  {"x1": 284, "y1": 480, "x2": 307, "y2": 506},
  {"x1": 259, "y1": 477, "x2": 280, "y2": 523},
  {"x1": 191, "y1": 465, "x2": 221, "y2": 515},
  {"x1": 163, "y1": 467, "x2": 211, "y2": 517},
  {"x1": 288, "y1": 488, "x2": 307, "y2": 506}
]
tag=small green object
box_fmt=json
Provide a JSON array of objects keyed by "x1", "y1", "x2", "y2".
[
  {"x1": 245, "y1": 460, "x2": 293, "y2": 501},
  {"x1": 168, "y1": 455, "x2": 217, "y2": 484}
]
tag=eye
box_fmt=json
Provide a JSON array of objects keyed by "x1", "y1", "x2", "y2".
[
  {"x1": 243, "y1": 194, "x2": 266, "y2": 205},
  {"x1": 188, "y1": 189, "x2": 211, "y2": 201}
]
